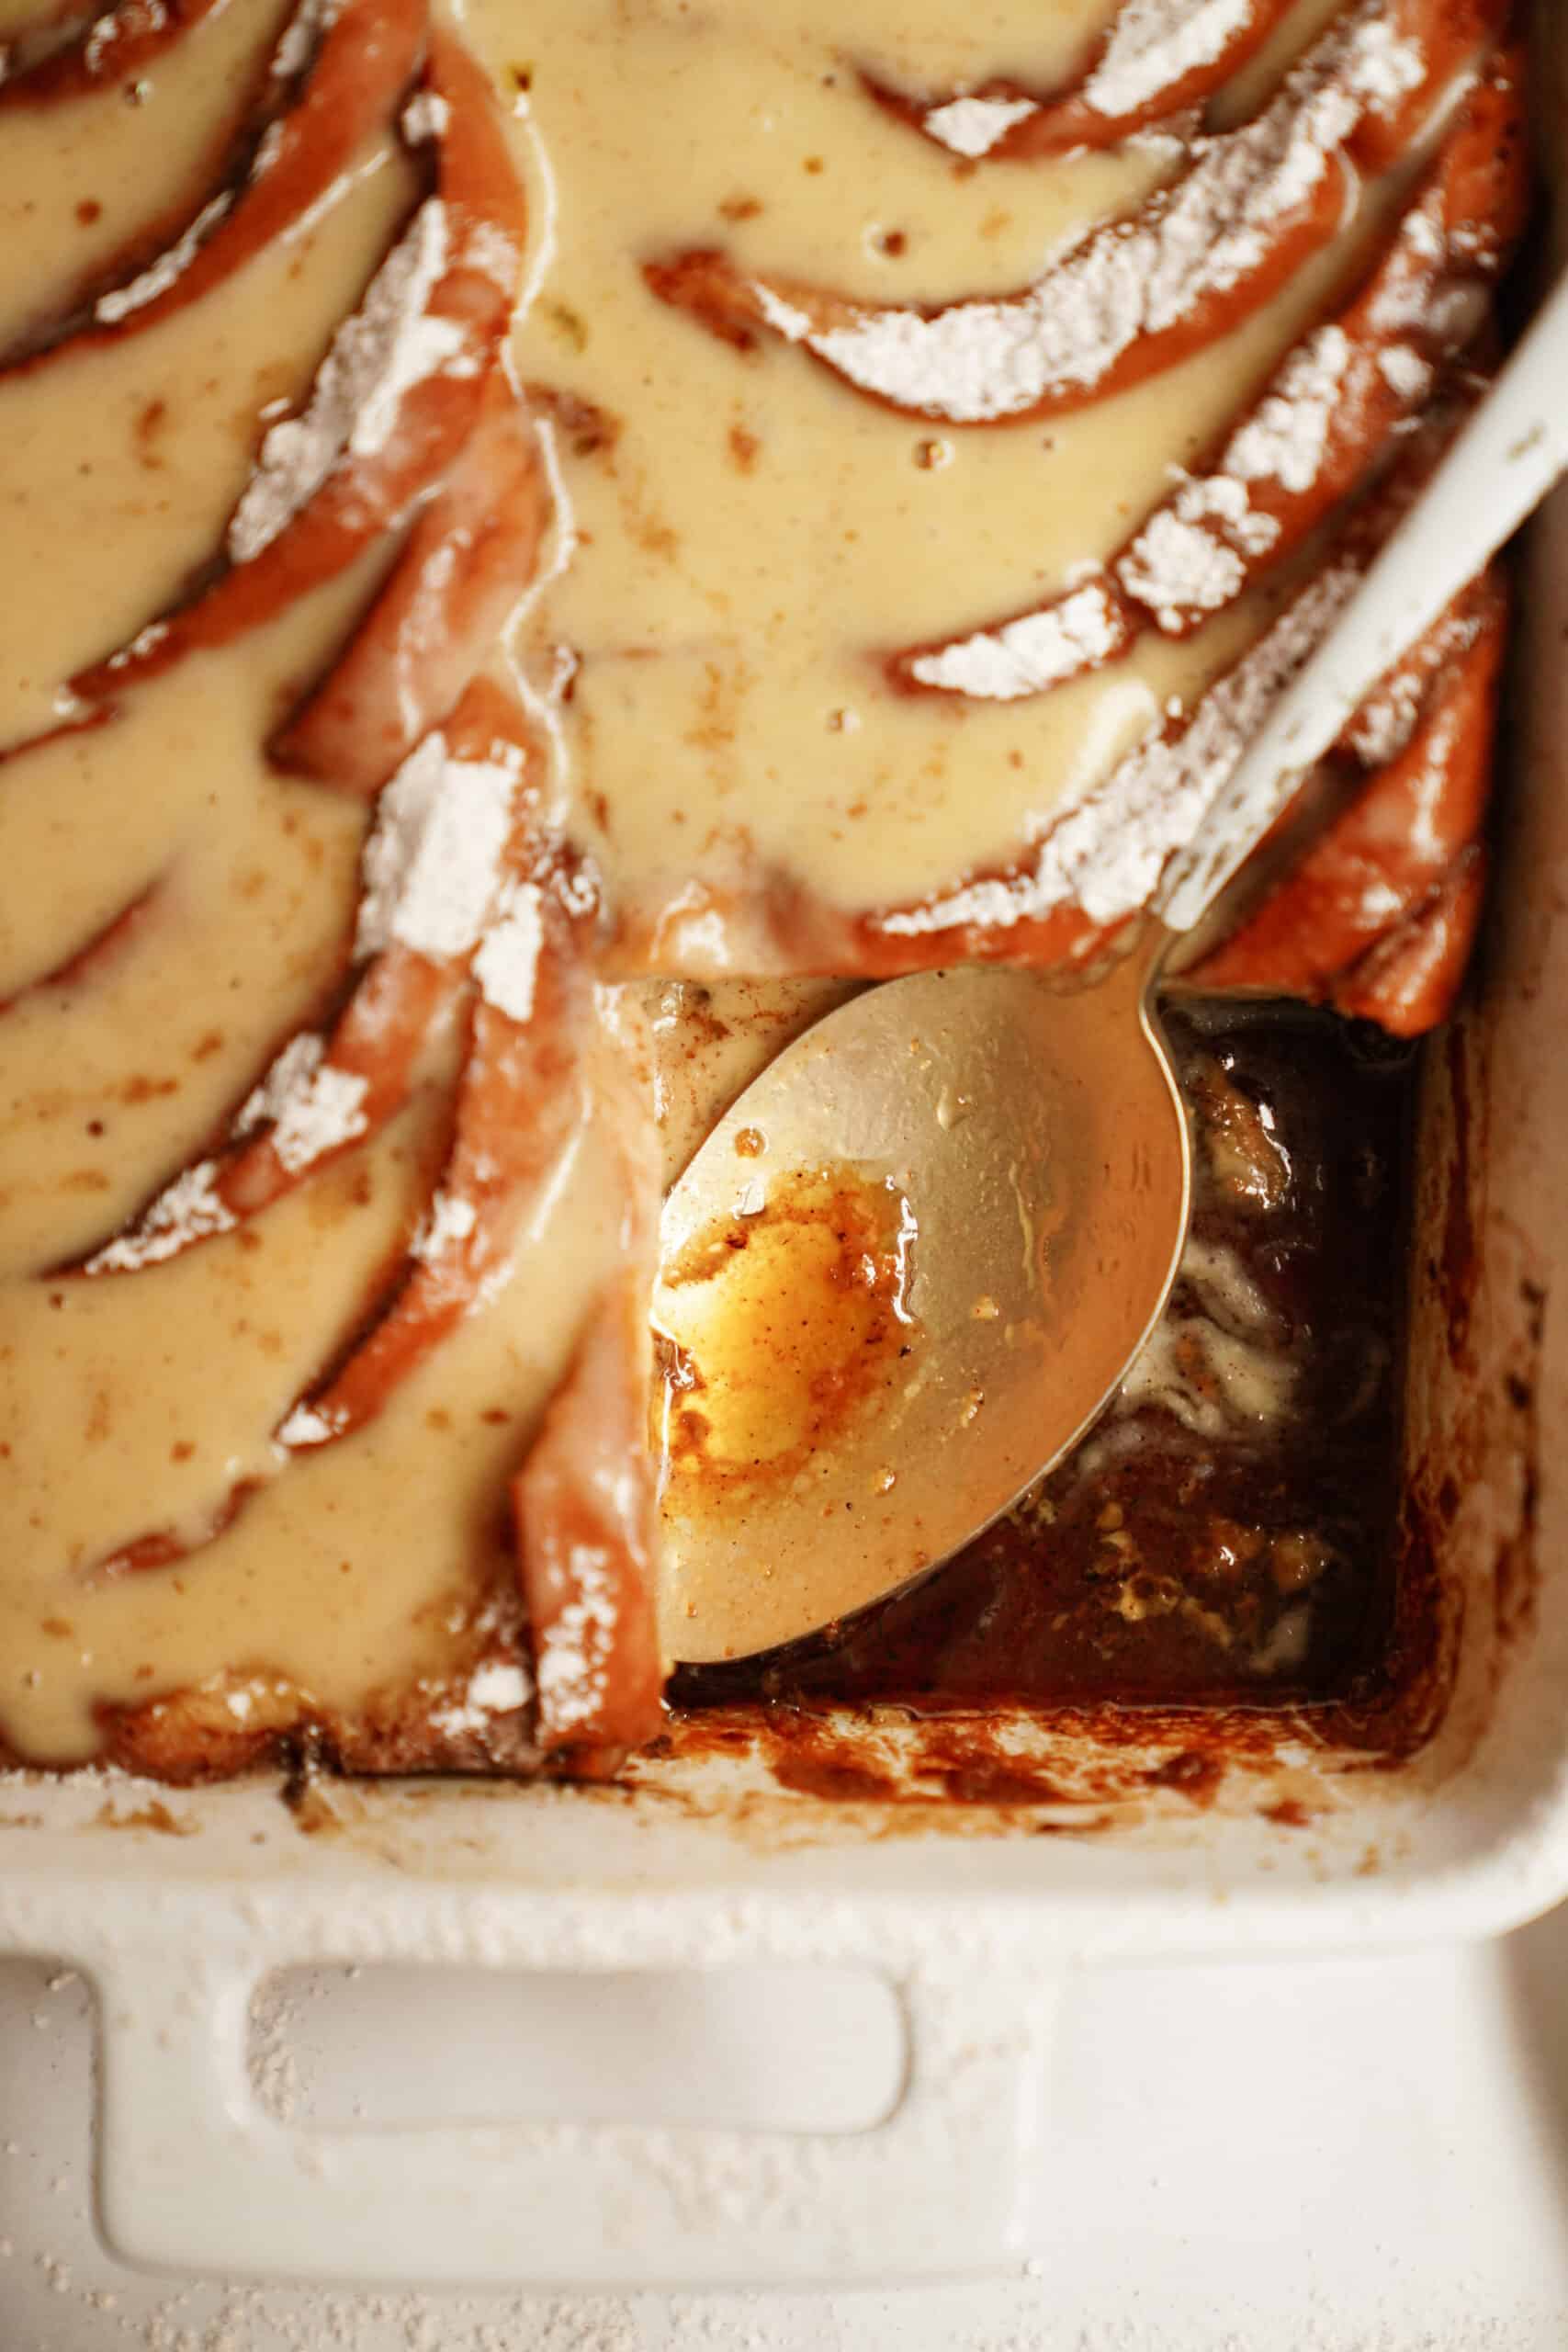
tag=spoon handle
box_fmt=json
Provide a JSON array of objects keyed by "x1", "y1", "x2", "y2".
[{"x1": 1156, "y1": 264, "x2": 1568, "y2": 935}]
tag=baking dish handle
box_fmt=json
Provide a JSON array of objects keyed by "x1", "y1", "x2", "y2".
[{"x1": 87, "y1": 1940, "x2": 1056, "y2": 2288}]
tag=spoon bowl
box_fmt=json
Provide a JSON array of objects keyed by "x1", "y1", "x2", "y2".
[{"x1": 657, "y1": 942, "x2": 1187, "y2": 1664}]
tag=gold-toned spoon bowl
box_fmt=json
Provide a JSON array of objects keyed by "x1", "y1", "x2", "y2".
[{"x1": 655, "y1": 944, "x2": 1188, "y2": 1664}]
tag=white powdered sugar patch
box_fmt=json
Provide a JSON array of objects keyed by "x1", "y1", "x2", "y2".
[
  {"x1": 1378, "y1": 343, "x2": 1434, "y2": 400},
  {"x1": 762, "y1": 6, "x2": 1427, "y2": 422},
  {"x1": 103, "y1": 617, "x2": 170, "y2": 676},
  {"x1": 228, "y1": 201, "x2": 460, "y2": 564},
  {"x1": 83, "y1": 0, "x2": 168, "y2": 76},
  {"x1": 474, "y1": 877, "x2": 545, "y2": 1021},
  {"x1": 267, "y1": 1063, "x2": 370, "y2": 1173},
  {"x1": 1361, "y1": 187, "x2": 1494, "y2": 374},
  {"x1": 920, "y1": 93, "x2": 1039, "y2": 158},
  {"x1": 1119, "y1": 472, "x2": 1280, "y2": 629},
  {"x1": 909, "y1": 582, "x2": 1122, "y2": 698},
  {"x1": 536, "y1": 1542, "x2": 619, "y2": 1734},
  {"x1": 228, "y1": 1026, "x2": 370, "y2": 1175},
  {"x1": 918, "y1": 0, "x2": 1263, "y2": 152},
  {"x1": 1347, "y1": 598, "x2": 1483, "y2": 767},
  {"x1": 1119, "y1": 505, "x2": 1246, "y2": 629},
  {"x1": 430, "y1": 1657, "x2": 532, "y2": 1738},
  {"x1": 1224, "y1": 322, "x2": 1353, "y2": 492},
  {"x1": 412, "y1": 1188, "x2": 479, "y2": 1263},
  {"x1": 270, "y1": 0, "x2": 338, "y2": 83},
  {"x1": 235, "y1": 1030, "x2": 325, "y2": 1134},
  {"x1": 463, "y1": 213, "x2": 526, "y2": 292},
  {"x1": 1181, "y1": 471, "x2": 1281, "y2": 556},
  {"x1": 1368, "y1": 200, "x2": 1447, "y2": 333},
  {"x1": 251, "y1": 115, "x2": 288, "y2": 177},
  {"x1": 401, "y1": 88, "x2": 451, "y2": 144},
  {"x1": 355, "y1": 739, "x2": 519, "y2": 962},
  {"x1": 1054, "y1": 566, "x2": 1357, "y2": 924},
  {"x1": 94, "y1": 191, "x2": 232, "y2": 323},
  {"x1": 1351, "y1": 16, "x2": 1427, "y2": 111},
  {"x1": 879, "y1": 564, "x2": 1356, "y2": 938},
  {"x1": 276, "y1": 1398, "x2": 346, "y2": 1448},
  {"x1": 1084, "y1": 0, "x2": 1256, "y2": 120},
  {"x1": 85, "y1": 1162, "x2": 235, "y2": 1272}
]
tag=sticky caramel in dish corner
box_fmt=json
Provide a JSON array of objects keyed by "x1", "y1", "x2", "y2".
[{"x1": 0, "y1": 0, "x2": 1529, "y2": 1782}]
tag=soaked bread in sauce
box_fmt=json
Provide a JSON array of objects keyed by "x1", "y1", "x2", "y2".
[{"x1": 0, "y1": 0, "x2": 1530, "y2": 1780}]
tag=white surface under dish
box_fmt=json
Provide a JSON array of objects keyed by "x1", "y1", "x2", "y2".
[{"x1": 5, "y1": 1917, "x2": 1568, "y2": 2347}]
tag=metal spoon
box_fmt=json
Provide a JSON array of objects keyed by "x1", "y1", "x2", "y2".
[{"x1": 657, "y1": 267, "x2": 1568, "y2": 1668}]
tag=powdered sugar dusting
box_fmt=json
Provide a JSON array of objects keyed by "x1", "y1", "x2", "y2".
[
  {"x1": 908, "y1": 582, "x2": 1123, "y2": 699},
  {"x1": 277, "y1": 1398, "x2": 346, "y2": 1449},
  {"x1": 474, "y1": 879, "x2": 545, "y2": 1021},
  {"x1": 94, "y1": 192, "x2": 232, "y2": 324},
  {"x1": 402, "y1": 89, "x2": 452, "y2": 145},
  {"x1": 83, "y1": 2, "x2": 159, "y2": 76},
  {"x1": 1117, "y1": 472, "x2": 1278, "y2": 629},
  {"x1": 1224, "y1": 322, "x2": 1354, "y2": 492},
  {"x1": 1352, "y1": 16, "x2": 1427, "y2": 111},
  {"x1": 429, "y1": 1657, "x2": 531, "y2": 1737},
  {"x1": 463, "y1": 215, "x2": 527, "y2": 292},
  {"x1": 235, "y1": 1032, "x2": 326, "y2": 1136},
  {"x1": 536, "y1": 1542, "x2": 619, "y2": 1734},
  {"x1": 1085, "y1": 0, "x2": 1257, "y2": 120},
  {"x1": 879, "y1": 565, "x2": 1356, "y2": 937},
  {"x1": 920, "y1": 94, "x2": 1038, "y2": 158},
  {"x1": 355, "y1": 739, "x2": 519, "y2": 964},
  {"x1": 917, "y1": 0, "x2": 1265, "y2": 153},
  {"x1": 1379, "y1": 343, "x2": 1434, "y2": 400},
  {"x1": 759, "y1": 6, "x2": 1427, "y2": 422},
  {"x1": 84, "y1": 1162, "x2": 235, "y2": 1273},
  {"x1": 251, "y1": 116, "x2": 288, "y2": 178},
  {"x1": 268, "y1": 1063, "x2": 370, "y2": 1173},
  {"x1": 412, "y1": 1188, "x2": 479, "y2": 1264},
  {"x1": 228, "y1": 201, "x2": 458, "y2": 565},
  {"x1": 270, "y1": 0, "x2": 338, "y2": 83},
  {"x1": 1119, "y1": 506, "x2": 1247, "y2": 629},
  {"x1": 908, "y1": 167, "x2": 1490, "y2": 697},
  {"x1": 1348, "y1": 598, "x2": 1484, "y2": 766}
]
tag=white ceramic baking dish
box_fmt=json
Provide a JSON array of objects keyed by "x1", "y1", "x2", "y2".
[{"x1": 0, "y1": 27, "x2": 1562, "y2": 2296}]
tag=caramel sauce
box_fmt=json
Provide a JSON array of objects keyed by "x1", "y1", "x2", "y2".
[{"x1": 656, "y1": 1165, "x2": 919, "y2": 1513}]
